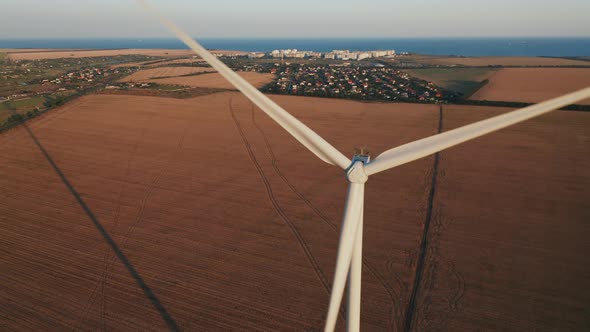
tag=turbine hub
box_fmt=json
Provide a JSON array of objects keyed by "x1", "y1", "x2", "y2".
[{"x1": 346, "y1": 161, "x2": 368, "y2": 184}]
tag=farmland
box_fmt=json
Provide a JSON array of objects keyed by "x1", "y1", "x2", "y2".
[
  {"x1": 0, "y1": 96, "x2": 47, "y2": 121},
  {"x1": 1, "y1": 92, "x2": 589, "y2": 331},
  {"x1": 149, "y1": 58, "x2": 207, "y2": 66},
  {"x1": 139, "y1": 72, "x2": 276, "y2": 89},
  {"x1": 470, "y1": 68, "x2": 590, "y2": 104},
  {"x1": 6, "y1": 49, "x2": 248, "y2": 61},
  {"x1": 119, "y1": 66, "x2": 215, "y2": 82},
  {"x1": 111, "y1": 58, "x2": 206, "y2": 68},
  {"x1": 0, "y1": 48, "x2": 56, "y2": 53},
  {"x1": 403, "y1": 68, "x2": 497, "y2": 96},
  {"x1": 0, "y1": 94, "x2": 438, "y2": 331},
  {"x1": 415, "y1": 105, "x2": 590, "y2": 331},
  {"x1": 396, "y1": 55, "x2": 590, "y2": 67},
  {"x1": 6, "y1": 49, "x2": 196, "y2": 61}
]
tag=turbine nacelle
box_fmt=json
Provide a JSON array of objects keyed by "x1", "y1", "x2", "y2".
[{"x1": 346, "y1": 160, "x2": 369, "y2": 184}]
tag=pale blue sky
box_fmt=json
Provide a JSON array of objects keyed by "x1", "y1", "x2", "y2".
[{"x1": 1, "y1": 0, "x2": 589, "y2": 38}]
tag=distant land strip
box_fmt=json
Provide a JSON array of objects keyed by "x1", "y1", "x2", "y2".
[{"x1": 452, "y1": 99, "x2": 590, "y2": 112}]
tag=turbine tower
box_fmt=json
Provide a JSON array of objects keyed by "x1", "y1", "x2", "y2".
[{"x1": 138, "y1": 1, "x2": 590, "y2": 330}]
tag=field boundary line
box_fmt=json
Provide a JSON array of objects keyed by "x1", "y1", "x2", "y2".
[
  {"x1": 249, "y1": 104, "x2": 403, "y2": 331},
  {"x1": 228, "y1": 98, "x2": 334, "y2": 298},
  {"x1": 403, "y1": 104, "x2": 444, "y2": 332}
]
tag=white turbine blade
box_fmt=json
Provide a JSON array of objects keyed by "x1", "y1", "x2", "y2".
[
  {"x1": 325, "y1": 182, "x2": 365, "y2": 332},
  {"x1": 365, "y1": 86, "x2": 590, "y2": 176},
  {"x1": 137, "y1": 0, "x2": 351, "y2": 169}
]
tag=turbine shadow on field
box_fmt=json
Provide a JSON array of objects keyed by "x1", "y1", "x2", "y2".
[
  {"x1": 403, "y1": 105, "x2": 444, "y2": 332},
  {"x1": 17, "y1": 117, "x2": 181, "y2": 332}
]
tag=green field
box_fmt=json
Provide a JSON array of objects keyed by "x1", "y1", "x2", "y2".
[
  {"x1": 0, "y1": 68, "x2": 59, "y2": 97},
  {"x1": 0, "y1": 96, "x2": 47, "y2": 122},
  {"x1": 404, "y1": 68, "x2": 497, "y2": 96},
  {"x1": 150, "y1": 84, "x2": 187, "y2": 91}
]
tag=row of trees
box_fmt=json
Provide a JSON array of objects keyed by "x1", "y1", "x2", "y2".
[
  {"x1": 0, "y1": 92, "x2": 84, "y2": 132},
  {"x1": 0, "y1": 108, "x2": 41, "y2": 131}
]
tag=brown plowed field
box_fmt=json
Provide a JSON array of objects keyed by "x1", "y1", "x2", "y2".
[
  {"x1": 1, "y1": 48, "x2": 58, "y2": 53},
  {"x1": 0, "y1": 94, "x2": 439, "y2": 331},
  {"x1": 410, "y1": 55, "x2": 590, "y2": 67},
  {"x1": 119, "y1": 67, "x2": 215, "y2": 82},
  {"x1": 144, "y1": 72, "x2": 275, "y2": 89},
  {"x1": 7, "y1": 49, "x2": 196, "y2": 60},
  {"x1": 470, "y1": 68, "x2": 590, "y2": 104},
  {"x1": 1, "y1": 93, "x2": 589, "y2": 331},
  {"x1": 111, "y1": 59, "x2": 207, "y2": 69},
  {"x1": 411, "y1": 105, "x2": 590, "y2": 331},
  {"x1": 7, "y1": 49, "x2": 246, "y2": 61},
  {"x1": 152, "y1": 58, "x2": 206, "y2": 66}
]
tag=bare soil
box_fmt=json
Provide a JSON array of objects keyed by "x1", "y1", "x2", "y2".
[
  {"x1": 0, "y1": 94, "x2": 438, "y2": 331},
  {"x1": 119, "y1": 67, "x2": 215, "y2": 82},
  {"x1": 97, "y1": 87, "x2": 229, "y2": 99},
  {"x1": 7, "y1": 49, "x2": 196, "y2": 60},
  {"x1": 0, "y1": 93, "x2": 588, "y2": 331},
  {"x1": 7, "y1": 49, "x2": 247, "y2": 61},
  {"x1": 1, "y1": 48, "x2": 60, "y2": 53},
  {"x1": 149, "y1": 58, "x2": 206, "y2": 66},
  {"x1": 143, "y1": 72, "x2": 275, "y2": 89},
  {"x1": 407, "y1": 55, "x2": 590, "y2": 67},
  {"x1": 470, "y1": 68, "x2": 590, "y2": 104},
  {"x1": 410, "y1": 104, "x2": 590, "y2": 331}
]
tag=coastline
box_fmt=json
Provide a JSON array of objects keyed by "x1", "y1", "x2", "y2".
[{"x1": 2, "y1": 37, "x2": 590, "y2": 56}]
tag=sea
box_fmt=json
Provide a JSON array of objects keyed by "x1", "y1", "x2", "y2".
[{"x1": 1, "y1": 38, "x2": 589, "y2": 57}]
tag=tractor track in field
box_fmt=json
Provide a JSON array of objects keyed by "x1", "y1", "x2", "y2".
[
  {"x1": 74, "y1": 113, "x2": 154, "y2": 332},
  {"x1": 16, "y1": 114, "x2": 180, "y2": 331},
  {"x1": 248, "y1": 104, "x2": 402, "y2": 331},
  {"x1": 447, "y1": 261, "x2": 466, "y2": 312},
  {"x1": 228, "y1": 98, "x2": 332, "y2": 297},
  {"x1": 403, "y1": 105, "x2": 444, "y2": 332},
  {"x1": 100, "y1": 116, "x2": 158, "y2": 331},
  {"x1": 74, "y1": 114, "x2": 190, "y2": 332}
]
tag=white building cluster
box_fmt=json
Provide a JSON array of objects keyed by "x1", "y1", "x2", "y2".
[
  {"x1": 269, "y1": 49, "x2": 323, "y2": 59},
  {"x1": 268, "y1": 49, "x2": 395, "y2": 61}
]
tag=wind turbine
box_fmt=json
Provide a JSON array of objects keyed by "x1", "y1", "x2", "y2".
[{"x1": 138, "y1": 1, "x2": 590, "y2": 331}]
